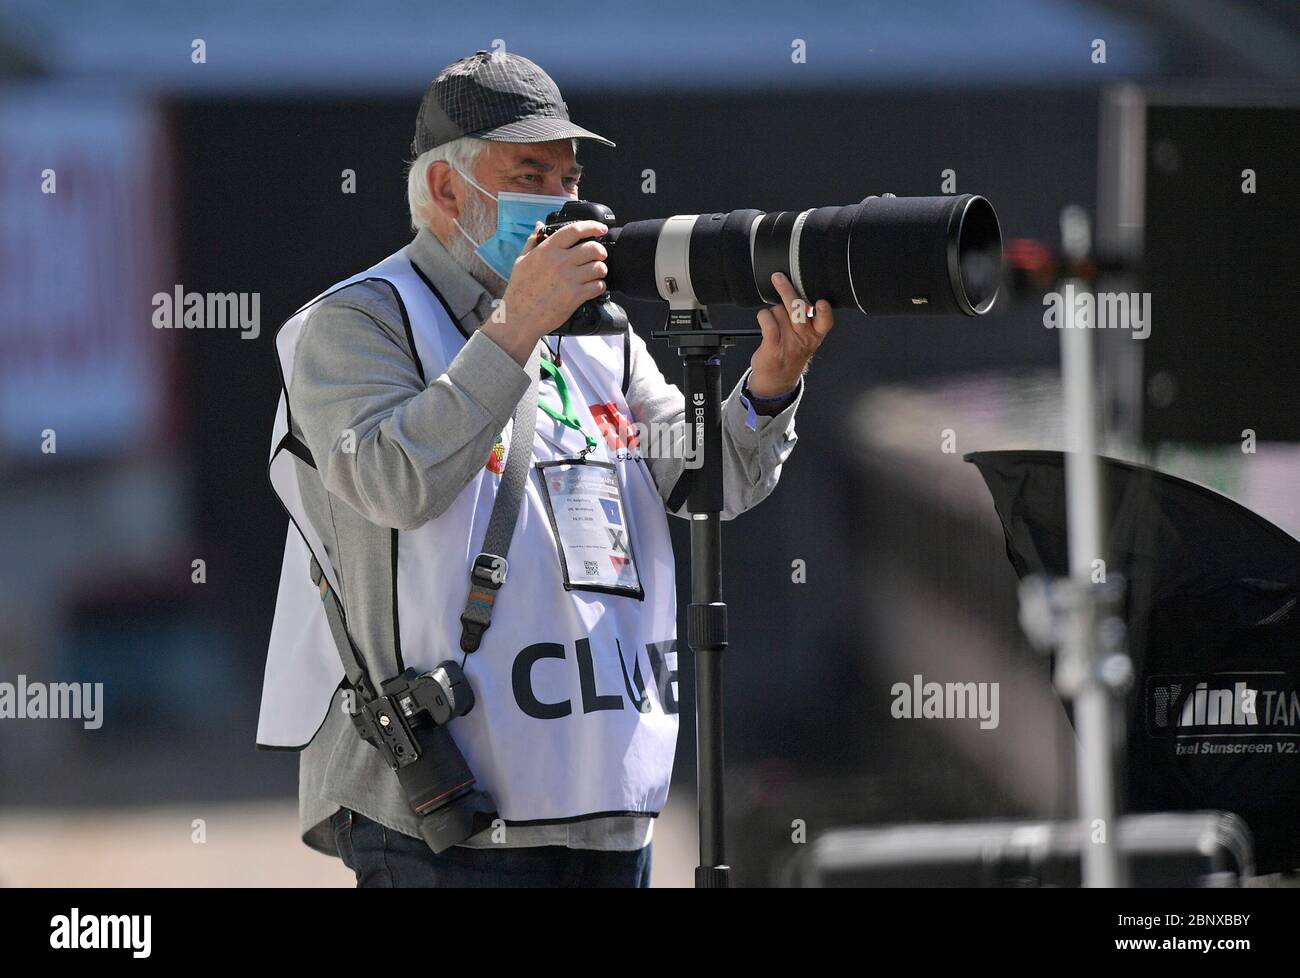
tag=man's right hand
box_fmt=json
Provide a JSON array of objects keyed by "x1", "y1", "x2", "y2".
[{"x1": 481, "y1": 220, "x2": 609, "y2": 366}]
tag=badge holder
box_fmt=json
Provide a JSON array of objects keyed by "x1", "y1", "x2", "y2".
[
  {"x1": 536, "y1": 456, "x2": 645, "y2": 600},
  {"x1": 530, "y1": 356, "x2": 646, "y2": 601}
]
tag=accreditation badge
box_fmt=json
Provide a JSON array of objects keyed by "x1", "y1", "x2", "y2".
[{"x1": 536, "y1": 458, "x2": 644, "y2": 599}]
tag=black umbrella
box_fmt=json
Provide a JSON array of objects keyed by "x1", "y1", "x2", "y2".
[{"x1": 967, "y1": 450, "x2": 1300, "y2": 874}]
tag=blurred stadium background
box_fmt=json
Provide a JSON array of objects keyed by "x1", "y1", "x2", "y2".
[{"x1": 2, "y1": 1, "x2": 1299, "y2": 886}]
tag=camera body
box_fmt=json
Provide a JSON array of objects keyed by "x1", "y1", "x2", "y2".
[
  {"x1": 351, "y1": 664, "x2": 498, "y2": 853},
  {"x1": 541, "y1": 198, "x2": 616, "y2": 244},
  {"x1": 539, "y1": 200, "x2": 630, "y2": 337}
]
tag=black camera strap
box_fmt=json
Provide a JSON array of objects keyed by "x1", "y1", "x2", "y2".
[
  {"x1": 459, "y1": 341, "x2": 543, "y2": 654},
  {"x1": 309, "y1": 555, "x2": 376, "y2": 703}
]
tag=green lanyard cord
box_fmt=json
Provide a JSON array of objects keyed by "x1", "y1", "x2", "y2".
[{"x1": 538, "y1": 357, "x2": 598, "y2": 456}]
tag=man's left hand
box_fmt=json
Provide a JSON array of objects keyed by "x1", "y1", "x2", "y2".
[{"x1": 748, "y1": 272, "x2": 835, "y2": 398}]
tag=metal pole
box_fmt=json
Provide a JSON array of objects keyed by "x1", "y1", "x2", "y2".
[{"x1": 1059, "y1": 275, "x2": 1125, "y2": 888}]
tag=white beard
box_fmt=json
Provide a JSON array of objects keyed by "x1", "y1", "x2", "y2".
[{"x1": 447, "y1": 189, "x2": 508, "y2": 300}]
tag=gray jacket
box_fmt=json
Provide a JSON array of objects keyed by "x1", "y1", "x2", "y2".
[{"x1": 287, "y1": 227, "x2": 804, "y2": 856}]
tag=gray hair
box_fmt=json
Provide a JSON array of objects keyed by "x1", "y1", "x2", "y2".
[
  {"x1": 405, "y1": 136, "x2": 580, "y2": 233},
  {"x1": 406, "y1": 136, "x2": 489, "y2": 233}
]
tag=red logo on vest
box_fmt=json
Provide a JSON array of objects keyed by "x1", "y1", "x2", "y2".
[
  {"x1": 485, "y1": 436, "x2": 506, "y2": 475},
  {"x1": 589, "y1": 403, "x2": 640, "y2": 452}
]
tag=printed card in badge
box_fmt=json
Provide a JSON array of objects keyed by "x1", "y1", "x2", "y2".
[{"x1": 536, "y1": 459, "x2": 644, "y2": 599}]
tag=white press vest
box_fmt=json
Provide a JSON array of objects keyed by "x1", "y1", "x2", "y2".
[{"x1": 258, "y1": 245, "x2": 680, "y2": 823}]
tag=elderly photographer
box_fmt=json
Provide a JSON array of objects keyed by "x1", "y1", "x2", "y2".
[{"x1": 259, "y1": 50, "x2": 832, "y2": 888}]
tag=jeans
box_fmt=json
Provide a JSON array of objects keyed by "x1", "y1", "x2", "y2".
[{"x1": 331, "y1": 809, "x2": 653, "y2": 888}]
